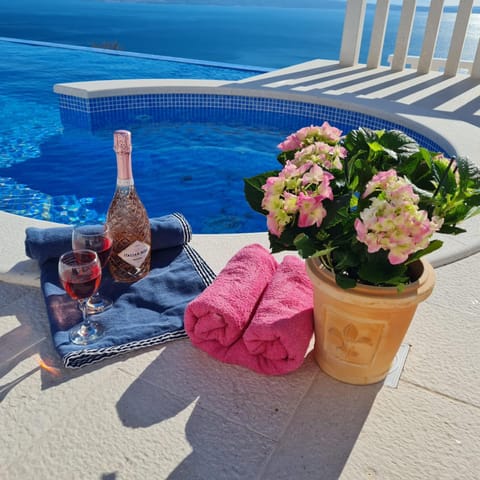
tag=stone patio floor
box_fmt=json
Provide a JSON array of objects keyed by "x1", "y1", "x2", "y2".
[{"x1": 1, "y1": 60, "x2": 479, "y2": 479}]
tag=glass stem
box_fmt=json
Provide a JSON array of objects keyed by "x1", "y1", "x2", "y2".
[{"x1": 79, "y1": 299, "x2": 90, "y2": 327}]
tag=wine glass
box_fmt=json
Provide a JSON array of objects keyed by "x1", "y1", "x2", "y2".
[
  {"x1": 72, "y1": 224, "x2": 113, "y2": 313},
  {"x1": 58, "y1": 249, "x2": 104, "y2": 345}
]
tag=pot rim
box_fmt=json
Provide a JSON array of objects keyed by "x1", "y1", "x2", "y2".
[{"x1": 306, "y1": 256, "x2": 436, "y2": 302}]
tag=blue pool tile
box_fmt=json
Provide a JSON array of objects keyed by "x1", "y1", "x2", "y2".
[{"x1": 56, "y1": 92, "x2": 444, "y2": 152}]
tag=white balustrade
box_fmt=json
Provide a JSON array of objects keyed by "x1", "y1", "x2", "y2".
[
  {"x1": 340, "y1": 0, "x2": 479, "y2": 78},
  {"x1": 471, "y1": 36, "x2": 480, "y2": 78},
  {"x1": 444, "y1": 0, "x2": 474, "y2": 76},
  {"x1": 417, "y1": 0, "x2": 445, "y2": 73},
  {"x1": 367, "y1": 0, "x2": 391, "y2": 69},
  {"x1": 339, "y1": 0, "x2": 367, "y2": 66},
  {"x1": 391, "y1": 0, "x2": 417, "y2": 71}
]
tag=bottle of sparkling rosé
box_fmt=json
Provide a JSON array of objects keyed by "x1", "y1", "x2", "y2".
[{"x1": 106, "y1": 130, "x2": 151, "y2": 283}]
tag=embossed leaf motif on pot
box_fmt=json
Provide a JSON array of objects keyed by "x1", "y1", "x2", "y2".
[
  {"x1": 245, "y1": 123, "x2": 480, "y2": 384},
  {"x1": 328, "y1": 324, "x2": 375, "y2": 362}
]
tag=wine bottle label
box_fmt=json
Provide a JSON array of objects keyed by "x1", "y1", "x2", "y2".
[{"x1": 118, "y1": 240, "x2": 151, "y2": 268}]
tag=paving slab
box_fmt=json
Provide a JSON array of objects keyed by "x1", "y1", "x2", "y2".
[
  {"x1": 1, "y1": 52, "x2": 480, "y2": 479},
  {"x1": 3, "y1": 366, "x2": 278, "y2": 480},
  {"x1": 117, "y1": 339, "x2": 319, "y2": 441},
  {"x1": 1, "y1": 255, "x2": 478, "y2": 479},
  {"x1": 338, "y1": 381, "x2": 480, "y2": 480}
]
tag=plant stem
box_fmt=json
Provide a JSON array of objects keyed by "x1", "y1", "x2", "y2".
[{"x1": 433, "y1": 157, "x2": 455, "y2": 198}]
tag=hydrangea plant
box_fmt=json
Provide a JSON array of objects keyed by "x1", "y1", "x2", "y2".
[{"x1": 244, "y1": 123, "x2": 480, "y2": 289}]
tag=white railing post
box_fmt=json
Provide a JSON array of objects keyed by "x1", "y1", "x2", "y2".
[
  {"x1": 340, "y1": 0, "x2": 479, "y2": 77},
  {"x1": 417, "y1": 0, "x2": 445, "y2": 74},
  {"x1": 367, "y1": 0, "x2": 391, "y2": 69},
  {"x1": 444, "y1": 0, "x2": 474, "y2": 76},
  {"x1": 339, "y1": 0, "x2": 367, "y2": 66},
  {"x1": 391, "y1": 0, "x2": 417, "y2": 71},
  {"x1": 471, "y1": 36, "x2": 480, "y2": 79}
]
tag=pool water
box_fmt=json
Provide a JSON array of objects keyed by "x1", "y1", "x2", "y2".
[
  {"x1": 0, "y1": 38, "x2": 443, "y2": 234},
  {"x1": 0, "y1": 39, "x2": 286, "y2": 232},
  {"x1": 0, "y1": 120, "x2": 293, "y2": 232}
]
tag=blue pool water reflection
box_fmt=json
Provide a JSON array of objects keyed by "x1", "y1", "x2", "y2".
[
  {"x1": 0, "y1": 39, "x2": 285, "y2": 232},
  {"x1": 0, "y1": 38, "x2": 449, "y2": 233},
  {"x1": 1, "y1": 121, "x2": 289, "y2": 232}
]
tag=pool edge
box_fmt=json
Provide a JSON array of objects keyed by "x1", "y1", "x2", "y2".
[{"x1": 53, "y1": 79, "x2": 460, "y2": 157}]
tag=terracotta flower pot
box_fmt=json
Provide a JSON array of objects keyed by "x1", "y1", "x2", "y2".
[{"x1": 306, "y1": 257, "x2": 436, "y2": 385}]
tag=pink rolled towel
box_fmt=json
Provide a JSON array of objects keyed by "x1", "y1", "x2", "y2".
[
  {"x1": 184, "y1": 244, "x2": 278, "y2": 349},
  {"x1": 187, "y1": 255, "x2": 314, "y2": 376},
  {"x1": 241, "y1": 255, "x2": 314, "y2": 375}
]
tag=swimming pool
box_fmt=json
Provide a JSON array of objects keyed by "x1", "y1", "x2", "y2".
[
  {"x1": 0, "y1": 39, "x2": 278, "y2": 231},
  {"x1": 1, "y1": 119, "x2": 293, "y2": 232},
  {"x1": 0, "y1": 38, "x2": 264, "y2": 165},
  {"x1": 0, "y1": 38, "x2": 448, "y2": 233}
]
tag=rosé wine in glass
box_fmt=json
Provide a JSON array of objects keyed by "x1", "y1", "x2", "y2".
[{"x1": 59, "y1": 249, "x2": 104, "y2": 345}]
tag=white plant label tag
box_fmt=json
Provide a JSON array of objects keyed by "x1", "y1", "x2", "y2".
[{"x1": 118, "y1": 240, "x2": 150, "y2": 268}]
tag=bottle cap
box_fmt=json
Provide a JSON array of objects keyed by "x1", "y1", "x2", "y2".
[{"x1": 113, "y1": 130, "x2": 132, "y2": 154}]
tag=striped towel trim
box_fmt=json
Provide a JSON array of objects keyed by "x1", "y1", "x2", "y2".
[
  {"x1": 184, "y1": 244, "x2": 216, "y2": 287},
  {"x1": 63, "y1": 329, "x2": 188, "y2": 369},
  {"x1": 172, "y1": 212, "x2": 192, "y2": 244}
]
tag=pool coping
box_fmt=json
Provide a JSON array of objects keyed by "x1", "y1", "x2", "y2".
[
  {"x1": 1, "y1": 210, "x2": 479, "y2": 289},
  {"x1": 53, "y1": 77, "x2": 479, "y2": 162}
]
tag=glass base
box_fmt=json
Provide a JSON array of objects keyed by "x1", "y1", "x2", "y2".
[
  {"x1": 86, "y1": 293, "x2": 113, "y2": 315},
  {"x1": 69, "y1": 320, "x2": 105, "y2": 345}
]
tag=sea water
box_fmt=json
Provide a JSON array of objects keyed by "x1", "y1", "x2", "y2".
[{"x1": 1, "y1": 0, "x2": 478, "y2": 68}]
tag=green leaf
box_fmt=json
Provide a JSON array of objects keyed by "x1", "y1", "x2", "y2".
[
  {"x1": 277, "y1": 151, "x2": 294, "y2": 166},
  {"x1": 357, "y1": 251, "x2": 409, "y2": 286},
  {"x1": 465, "y1": 205, "x2": 480, "y2": 220},
  {"x1": 406, "y1": 239, "x2": 443, "y2": 263},
  {"x1": 456, "y1": 156, "x2": 480, "y2": 191},
  {"x1": 323, "y1": 194, "x2": 351, "y2": 228},
  {"x1": 432, "y1": 157, "x2": 458, "y2": 196},
  {"x1": 397, "y1": 148, "x2": 429, "y2": 179},
  {"x1": 269, "y1": 232, "x2": 298, "y2": 254},
  {"x1": 367, "y1": 141, "x2": 384, "y2": 153},
  {"x1": 311, "y1": 247, "x2": 336, "y2": 258},
  {"x1": 332, "y1": 248, "x2": 361, "y2": 271},
  {"x1": 293, "y1": 233, "x2": 319, "y2": 258},
  {"x1": 378, "y1": 129, "x2": 420, "y2": 160},
  {"x1": 438, "y1": 224, "x2": 467, "y2": 235},
  {"x1": 380, "y1": 147, "x2": 399, "y2": 161},
  {"x1": 344, "y1": 127, "x2": 372, "y2": 154},
  {"x1": 335, "y1": 273, "x2": 357, "y2": 289}
]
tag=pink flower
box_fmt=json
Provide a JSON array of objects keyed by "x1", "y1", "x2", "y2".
[
  {"x1": 355, "y1": 170, "x2": 442, "y2": 265},
  {"x1": 293, "y1": 142, "x2": 345, "y2": 171},
  {"x1": 297, "y1": 193, "x2": 328, "y2": 228},
  {"x1": 277, "y1": 122, "x2": 343, "y2": 152},
  {"x1": 317, "y1": 121, "x2": 343, "y2": 144},
  {"x1": 266, "y1": 213, "x2": 284, "y2": 237},
  {"x1": 261, "y1": 160, "x2": 333, "y2": 238},
  {"x1": 354, "y1": 218, "x2": 367, "y2": 243},
  {"x1": 387, "y1": 250, "x2": 410, "y2": 265},
  {"x1": 302, "y1": 164, "x2": 333, "y2": 191},
  {"x1": 362, "y1": 169, "x2": 396, "y2": 198},
  {"x1": 283, "y1": 191, "x2": 299, "y2": 214},
  {"x1": 278, "y1": 134, "x2": 303, "y2": 152}
]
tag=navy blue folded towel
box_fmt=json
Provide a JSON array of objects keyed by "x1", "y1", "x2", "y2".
[
  {"x1": 25, "y1": 213, "x2": 215, "y2": 368},
  {"x1": 25, "y1": 213, "x2": 193, "y2": 266}
]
